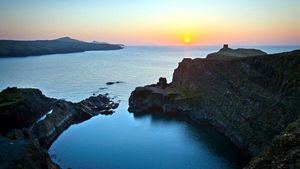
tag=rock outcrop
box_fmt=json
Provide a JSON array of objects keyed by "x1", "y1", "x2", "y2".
[
  {"x1": 32, "y1": 94, "x2": 118, "y2": 148},
  {"x1": 128, "y1": 84, "x2": 178, "y2": 114},
  {"x1": 0, "y1": 87, "x2": 56, "y2": 133},
  {"x1": 0, "y1": 87, "x2": 119, "y2": 169},
  {"x1": 128, "y1": 47, "x2": 300, "y2": 168},
  {"x1": 207, "y1": 44, "x2": 267, "y2": 60}
]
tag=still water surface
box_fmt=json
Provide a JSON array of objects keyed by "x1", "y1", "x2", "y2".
[{"x1": 0, "y1": 46, "x2": 299, "y2": 169}]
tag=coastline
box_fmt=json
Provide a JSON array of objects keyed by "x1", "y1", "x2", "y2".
[
  {"x1": 128, "y1": 46, "x2": 300, "y2": 168},
  {"x1": 0, "y1": 37, "x2": 124, "y2": 58}
]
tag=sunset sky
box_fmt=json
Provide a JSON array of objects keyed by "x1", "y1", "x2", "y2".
[{"x1": 0, "y1": 0, "x2": 300, "y2": 45}]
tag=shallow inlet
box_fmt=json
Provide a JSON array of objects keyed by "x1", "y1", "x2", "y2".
[
  {"x1": 49, "y1": 103, "x2": 247, "y2": 169},
  {"x1": 1, "y1": 46, "x2": 299, "y2": 169}
]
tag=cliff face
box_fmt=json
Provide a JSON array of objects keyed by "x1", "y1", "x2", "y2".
[
  {"x1": 171, "y1": 50, "x2": 300, "y2": 156},
  {"x1": 128, "y1": 48, "x2": 300, "y2": 168}
]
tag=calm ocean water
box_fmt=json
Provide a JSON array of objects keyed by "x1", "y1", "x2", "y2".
[{"x1": 0, "y1": 46, "x2": 299, "y2": 169}]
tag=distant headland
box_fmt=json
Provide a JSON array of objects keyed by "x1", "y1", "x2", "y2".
[{"x1": 0, "y1": 37, "x2": 124, "y2": 57}]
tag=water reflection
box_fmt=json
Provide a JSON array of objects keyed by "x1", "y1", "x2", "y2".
[{"x1": 133, "y1": 112, "x2": 247, "y2": 168}]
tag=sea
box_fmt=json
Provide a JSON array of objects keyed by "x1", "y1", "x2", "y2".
[{"x1": 0, "y1": 45, "x2": 299, "y2": 169}]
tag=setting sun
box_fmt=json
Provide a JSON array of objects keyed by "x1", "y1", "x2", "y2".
[{"x1": 184, "y1": 37, "x2": 191, "y2": 44}]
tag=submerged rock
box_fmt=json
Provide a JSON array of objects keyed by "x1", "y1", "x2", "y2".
[
  {"x1": 106, "y1": 81, "x2": 124, "y2": 85},
  {"x1": 128, "y1": 47, "x2": 300, "y2": 168}
]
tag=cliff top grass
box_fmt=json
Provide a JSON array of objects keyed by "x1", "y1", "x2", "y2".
[{"x1": 0, "y1": 87, "x2": 24, "y2": 107}]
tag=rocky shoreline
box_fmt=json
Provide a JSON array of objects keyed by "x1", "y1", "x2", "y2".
[
  {"x1": 0, "y1": 87, "x2": 119, "y2": 169},
  {"x1": 128, "y1": 46, "x2": 300, "y2": 168}
]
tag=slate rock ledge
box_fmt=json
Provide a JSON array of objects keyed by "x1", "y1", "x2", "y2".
[{"x1": 128, "y1": 46, "x2": 300, "y2": 169}]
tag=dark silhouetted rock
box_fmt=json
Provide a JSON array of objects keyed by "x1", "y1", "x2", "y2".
[
  {"x1": 106, "y1": 82, "x2": 115, "y2": 85},
  {"x1": 157, "y1": 77, "x2": 168, "y2": 89},
  {"x1": 0, "y1": 37, "x2": 124, "y2": 57},
  {"x1": 207, "y1": 45, "x2": 267, "y2": 60},
  {"x1": 106, "y1": 81, "x2": 124, "y2": 85}
]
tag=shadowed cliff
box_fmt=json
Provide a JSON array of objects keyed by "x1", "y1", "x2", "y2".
[{"x1": 128, "y1": 47, "x2": 300, "y2": 169}]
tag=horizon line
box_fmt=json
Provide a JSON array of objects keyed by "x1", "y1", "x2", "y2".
[{"x1": 0, "y1": 36, "x2": 300, "y2": 47}]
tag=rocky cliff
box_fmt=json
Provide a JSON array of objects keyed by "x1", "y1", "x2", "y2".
[
  {"x1": 206, "y1": 45, "x2": 267, "y2": 60},
  {"x1": 128, "y1": 47, "x2": 300, "y2": 168},
  {"x1": 0, "y1": 87, "x2": 119, "y2": 169}
]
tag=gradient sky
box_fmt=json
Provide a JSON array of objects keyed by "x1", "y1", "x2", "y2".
[{"x1": 0, "y1": 0, "x2": 300, "y2": 45}]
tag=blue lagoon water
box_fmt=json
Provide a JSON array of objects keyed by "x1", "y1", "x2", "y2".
[{"x1": 0, "y1": 46, "x2": 299, "y2": 169}]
